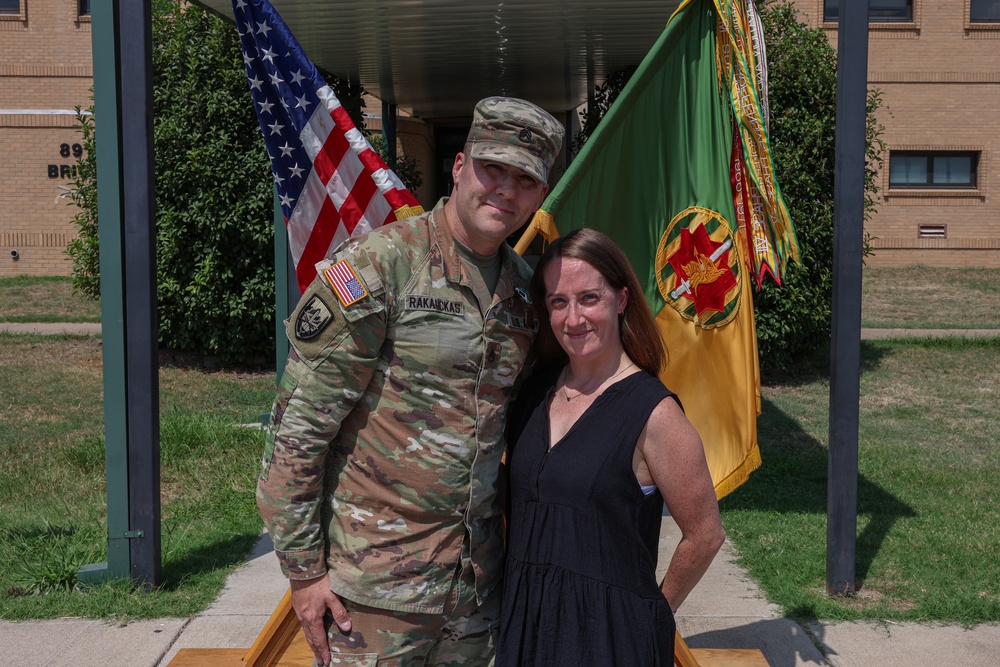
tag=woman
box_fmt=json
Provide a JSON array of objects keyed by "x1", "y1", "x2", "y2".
[{"x1": 497, "y1": 228, "x2": 725, "y2": 666}]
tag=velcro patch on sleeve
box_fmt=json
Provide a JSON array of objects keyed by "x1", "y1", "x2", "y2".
[
  {"x1": 323, "y1": 259, "x2": 369, "y2": 308},
  {"x1": 294, "y1": 294, "x2": 334, "y2": 340}
]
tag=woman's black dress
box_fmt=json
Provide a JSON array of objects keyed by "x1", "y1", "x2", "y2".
[{"x1": 497, "y1": 369, "x2": 677, "y2": 666}]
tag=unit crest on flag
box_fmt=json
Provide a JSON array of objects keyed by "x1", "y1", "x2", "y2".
[{"x1": 655, "y1": 206, "x2": 742, "y2": 329}]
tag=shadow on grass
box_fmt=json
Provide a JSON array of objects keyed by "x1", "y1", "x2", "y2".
[
  {"x1": 158, "y1": 529, "x2": 263, "y2": 591},
  {"x1": 761, "y1": 340, "x2": 892, "y2": 388},
  {"x1": 722, "y1": 395, "x2": 916, "y2": 624}
]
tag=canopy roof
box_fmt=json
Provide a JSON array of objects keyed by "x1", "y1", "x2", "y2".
[{"x1": 198, "y1": 0, "x2": 683, "y2": 118}]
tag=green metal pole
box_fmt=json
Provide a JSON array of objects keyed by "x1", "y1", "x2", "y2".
[
  {"x1": 274, "y1": 191, "x2": 291, "y2": 382},
  {"x1": 118, "y1": 0, "x2": 161, "y2": 589},
  {"x1": 79, "y1": 0, "x2": 130, "y2": 585}
]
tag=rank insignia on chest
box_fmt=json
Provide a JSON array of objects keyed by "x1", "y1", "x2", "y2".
[
  {"x1": 324, "y1": 259, "x2": 369, "y2": 308},
  {"x1": 295, "y1": 294, "x2": 333, "y2": 340}
]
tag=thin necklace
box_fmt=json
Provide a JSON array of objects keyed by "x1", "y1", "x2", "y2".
[{"x1": 561, "y1": 362, "x2": 636, "y2": 402}]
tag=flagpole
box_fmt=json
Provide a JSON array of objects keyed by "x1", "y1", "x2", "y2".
[
  {"x1": 512, "y1": 224, "x2": 539, "y2": 256},
  {"x1": 827, "y1": 0, "x2": 869, "y2": 596}
]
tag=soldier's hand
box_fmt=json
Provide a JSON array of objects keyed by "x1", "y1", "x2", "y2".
[{"x1": 290, "y1": 575, "x2": 351, "y2": 667}]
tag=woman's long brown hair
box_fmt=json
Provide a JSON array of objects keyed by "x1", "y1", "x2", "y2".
[{"x1": 530, "y1": 228, "x2": 666, "y2": 376}]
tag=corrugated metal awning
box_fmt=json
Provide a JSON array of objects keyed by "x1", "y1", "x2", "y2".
[{"x1": 197, "y1": 0, "x2": 682, "y2": 118}]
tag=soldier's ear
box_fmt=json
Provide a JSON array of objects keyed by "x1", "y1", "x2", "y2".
[{"x1": 452, "y1": 152, "x2": 468, "y2": 188}]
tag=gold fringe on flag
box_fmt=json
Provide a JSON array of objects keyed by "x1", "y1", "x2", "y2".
[{"x1": 393, "y1": 204, "x2": 425, "y2": 221}]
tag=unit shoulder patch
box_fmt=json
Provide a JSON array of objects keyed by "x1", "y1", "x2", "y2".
[{"x1": 294, "y1": 294, "x2": 334, "y2": 340}]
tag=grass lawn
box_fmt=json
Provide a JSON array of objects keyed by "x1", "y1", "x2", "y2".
[
  {"x1": 722, "y1": 337, "x2": 1000, "y2": 624},
  {"x1": 0, "y1": 333, "x2": 276, "y2": 620},
  {"x1": 0, "y1": 276, "x2": 102, "y2": 323},
  {"x1": 862, "y1": 267, "x2": 1000, "y2": 329},
  {"x1": 0, "y1": 273, "x2": 997, "y2": 623}
]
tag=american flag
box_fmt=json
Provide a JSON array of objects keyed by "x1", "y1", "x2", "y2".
[
  {"x1": 323, "y1": 260, "x2": 368, "y2": 308},
  {"x1": 232, "y1": 0, "x2": 424, "y2": 293}
]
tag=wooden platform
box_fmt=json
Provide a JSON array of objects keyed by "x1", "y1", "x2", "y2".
[
  {"x1": 165, "y1": 590, "x2": 770, "y2": 667},
  {"x1": 167, "y1": 645, "x2": 770, "y2": 667}
]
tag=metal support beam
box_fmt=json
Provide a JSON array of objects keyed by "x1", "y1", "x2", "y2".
[
  {"x1": 827, "y1": 0, "x2": 870, "y2": 596},
  {"x1": 119, "y1": 0, "x2": 160, "y2": 589},
  {"x1": 79, "y1": 0, "x2": 161, "y2": 589},
  {"x1": 273, "y1": 191, "x2": 297, "y2": 383},
  {"x1": 79, "y1": 0, "x2": 129, "y2": 586},
  {"x1": 381, "y1": 100, "x2": 398, "y2": 163}
]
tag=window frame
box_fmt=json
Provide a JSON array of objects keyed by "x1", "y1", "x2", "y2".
[
  {"x1": 823, "y1": 0, "x2": 914, "y2": 23},
  {"x1": 888, "y1": 151, "x2": 980, "y2": 190},
  {"x1": 0, "y1": 0, "x2": 24, "y2": 20},
  {"x1": 969, "y1": 0, "x2": 1000, "y2": 23}
]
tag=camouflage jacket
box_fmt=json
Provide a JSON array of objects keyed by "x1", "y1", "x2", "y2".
[{"x1": 257, "y1": 199, "x2": 537, "y2": 614}]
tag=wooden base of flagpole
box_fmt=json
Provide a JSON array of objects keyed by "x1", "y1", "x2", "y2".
[{"x1": 166, "y1": 588, "x2": 770, "y2": 667}]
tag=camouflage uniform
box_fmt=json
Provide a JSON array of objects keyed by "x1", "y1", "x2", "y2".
[{"x1": 258, "y1": 198, "x2": 538, "y2": 615}]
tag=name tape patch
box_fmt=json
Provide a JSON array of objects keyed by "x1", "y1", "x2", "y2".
[
  {"x1": 506, "y1": 312, "x2": 539, "y2": 332},
  {"x1": 406, "y1": 295, "x2": 465, "y2": 316}
]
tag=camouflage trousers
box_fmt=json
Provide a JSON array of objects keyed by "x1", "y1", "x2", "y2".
[{"x1": 324, "y1": 562, "x2": 499, "y2": 666}]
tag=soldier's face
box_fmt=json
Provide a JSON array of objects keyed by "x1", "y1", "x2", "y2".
[{"x1": 448, "y1": 153, "x2": 548, "y2": 255}]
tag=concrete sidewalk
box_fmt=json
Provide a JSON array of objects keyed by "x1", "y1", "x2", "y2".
[{"x1": 2, "y1": 516, "x2": 997, "y2": 666}]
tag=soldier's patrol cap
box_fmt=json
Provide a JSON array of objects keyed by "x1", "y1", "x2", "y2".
[{"x1": 465, "y1": 97, "x2": 565, "y2": 184}]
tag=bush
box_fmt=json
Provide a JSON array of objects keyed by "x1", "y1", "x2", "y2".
[
  {"x1": 151, "y1": 0, "x2": 275, "y2": 363},
  {"x1": 752, "y1": 0, "x2": 883, "y2": 368},
  {"x1": 66, "y1": 105, "x2": 100, "y2": 300}
]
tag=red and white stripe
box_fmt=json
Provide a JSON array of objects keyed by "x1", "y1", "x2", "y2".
[{"x1": 287, "y1": 85, "x2": 420, "y2": 292}]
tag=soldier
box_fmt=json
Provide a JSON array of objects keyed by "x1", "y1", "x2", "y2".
[{"x1": 258, "y1": 97, "x2": 565, "y2": 666}]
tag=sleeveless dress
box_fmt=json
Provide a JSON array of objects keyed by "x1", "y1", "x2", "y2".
[{"x1": 497, "y1": 369, "x2": 677, "y2": 666}]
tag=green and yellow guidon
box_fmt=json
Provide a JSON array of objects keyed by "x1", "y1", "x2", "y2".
[{"x1": 655, "y1": 206, "x2": 743, "y2": 329}]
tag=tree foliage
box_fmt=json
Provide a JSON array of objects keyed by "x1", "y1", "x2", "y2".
[
  {"x1": 151, "y1": 0, "x2": 275, "y2": 363},
  {"x1": 66, "y1": 105, "x2": 100, "y2": 299}
]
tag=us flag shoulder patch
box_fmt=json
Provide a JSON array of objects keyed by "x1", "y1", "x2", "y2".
[{"x1": 324, "y1": 259, "x2": 369, "y2": 308}]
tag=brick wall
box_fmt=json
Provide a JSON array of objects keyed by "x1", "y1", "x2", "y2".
[
  {"x1": 790, "y1": 0, "x2": 1000, "y2": 268},
  {"x1": 0, "y1": 0, "x2": 93, "y2": 277},
  {"x1": 5, "y1": 0, "x2": 998, "y2": 275}
]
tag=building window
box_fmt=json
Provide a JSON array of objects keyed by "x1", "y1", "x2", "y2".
[
  {"x1": 824, "y1": 0, "x2": 913, "y2": 22},
  {"x1": 971, "y1": 0, "x2": 1000, "y2": 22},
  {"x1": 79, "y1": 0, "x2": 90, "y2": 15},
  {"x1": 0, "y1": 0, "x2": 21, "y2": 15},
  {"x1": 889, "y1": 152, "x2": 979, "y2": 189}
]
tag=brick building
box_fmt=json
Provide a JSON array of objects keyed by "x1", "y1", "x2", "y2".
[
  {"x1": 792, "y1": 0, "x2": 1000, "y2": 267},
  {"x1": 0, "y1": 0, "x2": 92, "y2": 277},
  {"x1": 3, "y1": 0, "x2": 999, "y2": 276}
]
